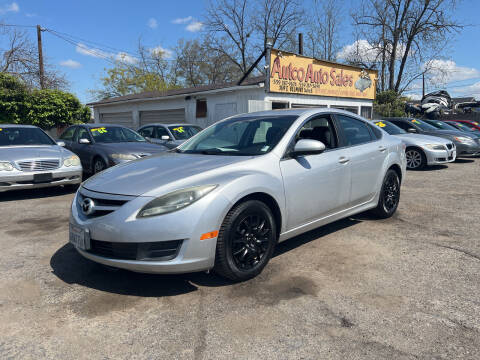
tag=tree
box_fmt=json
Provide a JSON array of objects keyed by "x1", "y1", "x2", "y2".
[
  {"x1": 0, "y1": 26, "x2": 68, "y2": 89},
  {"x1": 353, "y1": 0, "x2": 462, "y2": 93},
  {"x1": 0, "y1": 73, "x2": 90, "y2": 128},
  {"x1": 374, "y1": 90, "x2": 407, "y2": 117}
]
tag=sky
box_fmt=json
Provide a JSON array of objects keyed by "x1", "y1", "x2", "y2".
[{"x1": 1, "y1": 0, "x2": 480, "y2": 103}]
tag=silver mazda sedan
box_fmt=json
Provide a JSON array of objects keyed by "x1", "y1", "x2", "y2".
[
  {"x1": 69, "y1": 109, "x2": 406, "y2": 281},
  {"x1": 0, "y1": 124, "x2": 82, "y2": 192}
]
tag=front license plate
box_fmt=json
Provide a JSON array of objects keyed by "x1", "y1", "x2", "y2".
[
  {"x1": 33, "y1": 173, "x2": 53, "y2": 183},
  {"x1": 69, "y1": 223, "x2": 90, "y2": 250}
]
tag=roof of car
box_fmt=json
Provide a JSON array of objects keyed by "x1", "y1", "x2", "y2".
[
  {"x1": 239, "y1": 108, "x2": 362, "y2": 118},
  {"x1": 79, "y1": 123, "x2": 127, "y2": 128},
  {"x1": 0, "y1": 124, "x2": 38, "y2": 128},
  {"x1": 139, "y1": 123, "x2": 199, "y2": 128}
]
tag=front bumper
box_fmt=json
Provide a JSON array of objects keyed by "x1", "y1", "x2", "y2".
[
  {"x1": 0, "y1": 166, "x2": 82, "y2": 192},
  {"x1": 424, "y1": 147, "x2": 456, "y2": 165},
  {"x1": 69, "y1": 187, "x2": 232, "y2": 274},
  {"x1": 455, "y1": 142, "x2": 480, "y2": 158}
]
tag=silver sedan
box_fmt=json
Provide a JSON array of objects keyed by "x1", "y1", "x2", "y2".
[
  {"x1": 69, "y1": 109, "x2": 406, "y2": 281},
  {"x1": 0, "y1": 125, "x2": 82, "y2": 192},
  {"x1": 372, "y1": 120, "x2": 456, "y2": 169}
]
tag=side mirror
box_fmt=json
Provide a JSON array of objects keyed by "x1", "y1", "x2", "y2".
[
  {"x1": 407, "y1": 128, "x2": 417, "y2": 133},
  {"x1": 161, "y1": 135, "x2": 171, "y2": 141},
  {"x1": 78, "y1": 138, "x2": 91, "y2": 144},
  {"x1": 57, "y1": 140, "x2": 66, "y2": 147},
  {"x1": 290, "y1": 139, "x2": 326, "y2": 157}
]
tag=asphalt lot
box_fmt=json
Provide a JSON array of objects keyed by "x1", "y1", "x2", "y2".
[{"x1": 1, "y1": 159, "x2": 479, "y2": 359}]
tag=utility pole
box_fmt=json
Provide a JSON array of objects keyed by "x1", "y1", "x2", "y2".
[
  {"x1": 36, "y1": 25, "x2": 45, "y2": 89},
  {"x1": 422, "y1": 72, "x2": 425, "y2": 98},
  {"x1": 298, "y1": 33, "x2": 303, "y2": 55}
]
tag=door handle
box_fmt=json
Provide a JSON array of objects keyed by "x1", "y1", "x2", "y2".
[
  {"x1": 378, "y1": 146, "x2": 387, "y2": 152},
  {"x1": 338, "y1": 156, "x2": 350, "y2": 164}
]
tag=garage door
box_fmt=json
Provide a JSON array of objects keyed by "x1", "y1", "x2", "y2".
[
  {"x1": 139, "y1": 109, "x2": 185, "y2": 126},
  {"x1": 100, "y1": 112, "x2": 133, "y2": 128}
]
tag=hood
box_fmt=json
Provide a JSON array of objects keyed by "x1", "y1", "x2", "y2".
[
  {"x1": 0, "y1": 145, "x2": 72, "y2": 163},
  {"x1": 394, "y1": 133, "x2": 450, "y2": 146},
  {"x1": 95, "y1": 142, "x2": 167, "y2": 156},
  {"x1": 82, "y1": 152, "x2": 252, "y2": 196}
]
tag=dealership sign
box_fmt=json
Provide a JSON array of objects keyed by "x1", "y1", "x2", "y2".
[{"x1": 268, "y1": 49, "x2": 377, "y2": 100}]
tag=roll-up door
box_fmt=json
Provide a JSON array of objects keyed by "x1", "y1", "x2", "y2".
[
  {"x1": 139, "y1": 109, "x2": 185, "y2": 126},
  {"x1": 100, "y1": 112, "x2": 133, "y2": 128}
]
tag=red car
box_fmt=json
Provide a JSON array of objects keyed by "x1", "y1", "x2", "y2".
[{"x1": 446, "y1": 120, "x2": 480, "y2": 131}]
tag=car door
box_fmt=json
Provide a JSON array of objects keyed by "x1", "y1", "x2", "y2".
[
  {"x1": 280, "y1": 115, "x2": 351, "y2": 230},
  {"x1": 71, "y1": 127, "x2": 94, "y2": 169},
  {"x1": 336, "y1": 114, "x2": 387, "y2": 207}
]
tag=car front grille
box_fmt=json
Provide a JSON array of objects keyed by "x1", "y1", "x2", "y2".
[
  {"x1": 88, "y1": 239, "x2": 183, "y2": 261},
  {"x1": 16, "y1": 159, "x2": 60, "y2": 171},
  {"x1": 446, "y1": 143, "x2": 453, "y2": 150},
  {"x1": 77, "y1": 189, "x2": 132, "y2": 218}
]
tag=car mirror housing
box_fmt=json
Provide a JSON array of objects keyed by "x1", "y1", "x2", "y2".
[
  {"x1": 407, "y1": 128, "x2": 417, "y2": 133},
  {"x1": 79, "y1": 138, "x2": 91, "y2": 144},
  {"x1": 57, "y1": 140, "x2": 66, "y2": 147},
  {"x1": 161, "y1": 135, "x2": 171, "y2": 141},
  {"x1": 291, "y1": 139, "x2": 326, "y2": 157}
]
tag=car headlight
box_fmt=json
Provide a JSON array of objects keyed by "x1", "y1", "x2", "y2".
[
  {"x1": 110, "y1": 153, "x2": 138, "y2": 160},
  {"x1": 0, "y1": 161, "x2": 14, "y2": 171},
  {"x1": 137, "y1": 185, "x2": 217, "y2": 218},
  {"x1": 63, "y1": 155, "x2": 80, "y2": 167},
  {"x1": 454, "y1": 136, "x2": 475, "y2": 144},
  {"x1": 424, "y1": 144, "x2": 445, "y2": 150}
]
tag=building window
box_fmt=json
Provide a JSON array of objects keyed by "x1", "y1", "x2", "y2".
[
  {"x1": 361, "y1": 106, "x2": 373, "y2": 119},
  {"x1": 196, "y1": 99, "x2": 207, "y2": 118},
  {"x1": 272, "y1": 101, "x2": 289, "y2": 109}
]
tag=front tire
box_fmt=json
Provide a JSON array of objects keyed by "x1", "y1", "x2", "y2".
[
  {"x1": 93, "y1": 157, "x2": 107, "y2": 174},
  {"x1": 214, "y1": 200, "x2": 277, "y2": 281},
  {"x1": 372, "y1": 169, "x2": 401, "y2": 219},
  {"x1": 405, "y1": 148, "x2": 426, "y2": 169}
]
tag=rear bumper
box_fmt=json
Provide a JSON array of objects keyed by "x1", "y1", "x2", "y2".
[{"x1": 0, "y1": 167, "x2": 82, "y2": 192}]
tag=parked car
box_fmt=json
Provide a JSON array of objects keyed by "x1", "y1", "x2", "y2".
[
  {"x1": 59, "y1": 124, "x2": 168, "y2": 174},
  {"x1": 445, "y1": 119, "x2": 480, "y2": 131},
  {"x1": 372, "y1": 120, "x2": 455, "y2": 169},
  {"x1": 385, "y1": 117, "x2": 480, "y2": 157},
  {"x1": 69, "y1": 109, "x2": 406, "y2": 281},
  {"x1": 137, "y1": 123, "x2": 203, "y2": 149},
  {"x1": 0, "y1": 124, "x2": 82, "y2": 192},
  {"x1": 443, "y1": 120, "x2": 480, "y2": 134}
]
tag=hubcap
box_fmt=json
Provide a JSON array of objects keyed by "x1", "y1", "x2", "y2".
[
  {"x1": 406, "y1": 150, "x2": 422, "y2": 169},
  {"x1": 383, "y1": 173, "x2": 400, "y2": 212},
  {"x1": 231, "y1": 213, "x2": 272, "y2": 270}
]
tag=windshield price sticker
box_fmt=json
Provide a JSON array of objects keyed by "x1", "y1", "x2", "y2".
[
  {"x1": 411, "y1": 119, "x2": 421, "y2": 124},
  {"x1": 375, "y1": 121, "x2": 386, "y2": 127},
  {"x1": 91, "y1": 127, "x2": 107, "y2": 133},
  {"x1": 474, "y1": 122, "x2": 479, "y2": 125},
  {"x1": 172, "y1": 126, "x2": 184, "y2": 133},
  {"x1": 0, "y1": 128, "x2": 2, "y2": 131}
]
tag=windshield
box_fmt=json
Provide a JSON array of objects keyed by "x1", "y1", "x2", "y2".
[
  {"x1": 374, "y1": 120, "x2": 406, "y2": 135},
  {"x1": 177, "y1": 115, "x2": 298, "y2": 155},
  {"x1": 448, "y1": 122, "x2": 480, "y2": 133},
  {"x1": 424, "y1": 120, "x2": 458, "y2": 131},
  {"x1": 168, "y1": 125, "x2": 202, "y2": 140},
  {"x1": 90, "y1": 126, "x2": 146, "y2": 143},
  {"x1": 410, "y1": 118, "x2": 438, "y2": 131},
  {"x1": 0, "y1": 127, "x2": 55, "y2": 146}
]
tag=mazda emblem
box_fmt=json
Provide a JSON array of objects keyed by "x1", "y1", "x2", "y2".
[{"x1": 81, "y1": 198, "x2": 95, "y2": 215}]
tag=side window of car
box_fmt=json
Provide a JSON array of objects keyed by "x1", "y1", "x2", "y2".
[
  {"x1": 60, "y1": 127, "x2": 76, "y2": 141},
  {"x1": 337, "y1": 115, "x2": 374, "y2": 146},
  {"x1": 391, "y1": 121, "x2": 413, "y2": 132},
  {"x1": 156, "y1": 127, "x2": 169, "y2": 139},
  {"x1": 296, "y1": 116, "x2": 339, "y2": 150},
  {"x1": 139, "y1": 126, "x2": 153, "y2": 138},
  {"x1": 74, "y1": 127, "x2": 90, "y2": 142}
]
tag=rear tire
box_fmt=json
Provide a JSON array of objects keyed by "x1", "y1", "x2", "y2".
[
  {"x1": 405, "y1": 148, "x2": 426, "y2": 170},
  {"x1": 372, "y1": 169, "x2": 401, "y2": 219},
  {"x1": 214, "y1": 200, "x2": 277, "y2": 281}
]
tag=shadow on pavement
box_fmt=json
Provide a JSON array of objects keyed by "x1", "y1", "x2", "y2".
[
  {"x1": 0, "y1": 185, "x2": 77, "y2": 202},
  {"x1": 50, "y1": 217, "x2": 362, "y2": 296},
  {"x1": 455, "y1": 158, "x2": 475, "y2": 164}
]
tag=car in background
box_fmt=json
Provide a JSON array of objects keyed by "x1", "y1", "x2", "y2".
[
  {"x1": 0, "y1": 124, "x2": 82, "y2": 192},
  {"x1": 59, "y1": 124, "x2": 168, "y2": 174},
  {"x1": 446, "y1": 120, "x2": 480, "y2": 131},
  {"x1": 444, "y1": 120, "x2": 480, "y2": 134},
  {"x1": 385, "y1": 117, "x2": 480, "y2": 158},
  {"x1": 137, "y1": 124, "x2": 203, "y2": 149},
  {"x1": 372, "y1": 120, "x2": 455, "y2": 169},
  {"x1": 69, "y1": 109, "x2": 406, "y2": 281}
]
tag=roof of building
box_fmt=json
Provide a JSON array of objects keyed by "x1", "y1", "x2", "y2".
[{"x1": 88, "y1": 76, "x2": 266, "y2": 107}]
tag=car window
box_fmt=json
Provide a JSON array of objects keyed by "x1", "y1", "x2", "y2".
[
  {"x1": 138, "y1": 126, "x2": 154, "y2": 138},
  {"x1": 425, "y1": 120, "x2": 457, "y2": 130},
  {"x1": 178, "y1": 115, "x2": 298, "y2": 155},
  {"x1": 89, "y1": 126, "x2": 146, "y2": 143},
  {"x1": 0, "y1": 127, "x2": 55, "y2": 146},
  {"x1": 450, "y1": 122, "x2": 479, "y2": 132},
  {"x1": 374, "y1": 120, "x2": 406, "y2": 135},
  {"x1": 296, "y1": 116, "x2": 338, "y2": 149},
  {"x1": 74, "y1": 127, "x2": 90, "y2": 142},
  {"x1": 60, "y1": 126, "x2": 76, "y2": 141},
  {"x1": 168, "y1": 125, "x2": 202, "y2": 140},
  {"x1": 337, "y1": 115, "x2": 374, "y2": 146},
  {"x1": 409, "y1": 118, "x2": 438, "y2": 131},
  {"x1": 390, "y1": 120, "x2": 414, "y2": 132},
  {"x1": 156, "y1": 126, "x2": 169, "y2": 138}
]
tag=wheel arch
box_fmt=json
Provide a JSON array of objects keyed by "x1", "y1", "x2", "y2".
[{"x1": 388, "y1": 163, "x2": 403, "y2": 183}]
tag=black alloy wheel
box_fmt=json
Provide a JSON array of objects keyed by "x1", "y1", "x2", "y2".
[
  {"x1": 372, "y1": 169, "x2": 401, "y2": 218},
  {"x1": 214, "y1": 200, "x2": 277, "y2": 281}
]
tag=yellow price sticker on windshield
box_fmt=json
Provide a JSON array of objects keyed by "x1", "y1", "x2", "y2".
[
  {"x1": 474, "y1": 122, "x2": 479, "y2": 125},
  {"x1": 91, "y1": 127, "x2": 107, "y2": 134},
  {"x1": 0, "y1": 128, "x2": 2, "y2": 131},
  {"x1": 375, "y1": 121, "x2": 386, "y2": 128},
  {"x1": 411, "y1": 119, "x2": 421, "y2": 124},
  {"x1": 172, "y1": 126, "x2": 185, "y2": 133}
]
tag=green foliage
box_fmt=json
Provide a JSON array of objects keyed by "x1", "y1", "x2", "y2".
[
  {"x1": 374, "y1": 90, "x2": 407, "y2": 117},
  {"x1": 0, "y1": 73, "x2": 90, "y2": 129}
]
